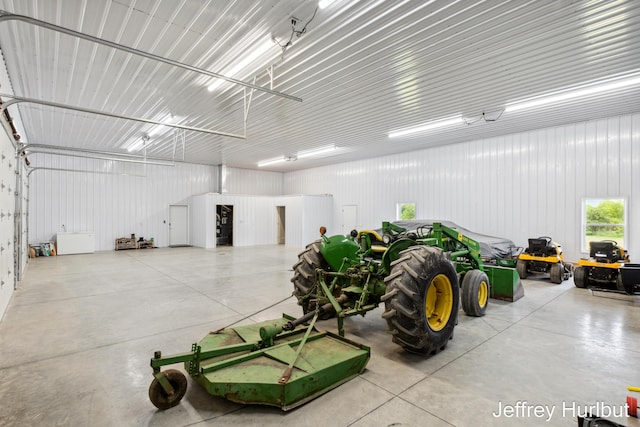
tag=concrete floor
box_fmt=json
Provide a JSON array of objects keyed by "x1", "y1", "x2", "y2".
[{"x1": 1, "y1": 245, "x2": 640, "y2": 427}]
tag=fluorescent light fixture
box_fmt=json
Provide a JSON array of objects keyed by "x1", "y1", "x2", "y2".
[
  {"x1": 127, "y1": 138, "x2": 146, "y2": 152},
  {"x1": 208, "y1": 37, "x2": 276, "y2": 92},
  {"x1": 142, "y1": 115, "x2": 183, "y2": 139},
  {"x1": 145, "y1": 124, "x2": 165, "y2": 137},
  {"x1": 505, "y1": 73, "x2": 640, "y2": 113},
  {"x1": 258, "y1": 145, "x2": 341, "y2": 167},
  {"x1": 319, "y1": 0, "x2": 338, "y2": 9},
  {"x1": 257, "y1": 156, "x2": 287, "y2": 167},
  {"x1": 296, "y1": 144, "x2": 337, "y2": 159},
  {"x1": 388, "y1": 115, "x2": 464, "y2": 138}
]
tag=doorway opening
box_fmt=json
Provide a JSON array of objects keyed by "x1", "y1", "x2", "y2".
[
  {"x1": 216, "y1": 205, "x2": 233, "y2": 246},
  {"x1": 276, "y1": 206, "x2": 285, "y2": 244}
]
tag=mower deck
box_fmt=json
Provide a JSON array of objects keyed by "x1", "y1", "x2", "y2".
[{"x1": 150, "y1": 315, "x2": 371, "y2": 411}]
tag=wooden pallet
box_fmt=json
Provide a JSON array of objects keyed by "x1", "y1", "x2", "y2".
[{"x1": 115, "y1": 237, "x2": 138, "y2": 250}]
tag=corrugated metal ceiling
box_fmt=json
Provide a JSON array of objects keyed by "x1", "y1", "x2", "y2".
[{"x1": 0, "y1": 0, "x2": 639, "y2": 171}]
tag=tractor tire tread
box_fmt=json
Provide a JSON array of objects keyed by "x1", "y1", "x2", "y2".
[
  {"x1": 291, "y1": 241, "x2": 332, "y2": 317},
  {"x1": 549, "y1": 263, "x2": 563, "y2": 284},
  {"x1": 461, "y1": 270, "x2": 489, "y2": 317},
  {"x1": 574, "y1": 266, "x2": 587, "y2": 288},
  {"x1": 516, "y1": 259, "x2": 528, "y2": 279},
  {"x1": 382, "y1": 246, "x2": 459, "y2": 355}
]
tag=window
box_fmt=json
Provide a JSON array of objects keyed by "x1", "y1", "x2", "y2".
[
  {"x1": 582, "y1": 198, "x2": 626, "y2": 252},
  {"x1": 397, "y1": 203, "x2": 416, "y2": 220}
]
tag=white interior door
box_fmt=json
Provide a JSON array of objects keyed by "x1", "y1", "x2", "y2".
[
  {"x1": 169, "y1": 204, "x2": 189, "y2": 246},
  {"x1": 341, "y1": 205, "x2": 357, "y2": 235}
]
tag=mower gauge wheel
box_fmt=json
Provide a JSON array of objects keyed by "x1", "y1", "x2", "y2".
[{"x1": 149, "y1": 369, "x2": 188, "y2": 410}]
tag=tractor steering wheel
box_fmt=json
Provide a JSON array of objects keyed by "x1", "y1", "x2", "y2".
[{"x1": 538, "y1": 236, "x2": 552, "y2": 244}]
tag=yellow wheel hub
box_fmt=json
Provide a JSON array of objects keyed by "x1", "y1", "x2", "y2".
[
  {"x1": 478, "y1": 280, "x2": 488, "y2": 307},
  {"x1": 425, "y1": 274, "x2": 454, "y2": 331}
]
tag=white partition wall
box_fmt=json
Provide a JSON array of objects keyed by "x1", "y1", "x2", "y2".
[
  {"x1": 284, "y1": 113, "x2": 640, "y2": 262},
  {"x1": 224, "y1": 167, "x2": 283, "y2": 195},
  {"x1": 190, "y1": 194, "x2": 333, "y2": 248}
]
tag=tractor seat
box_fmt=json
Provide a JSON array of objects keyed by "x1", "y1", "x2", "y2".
[
  {"x1": 589, "y1": 241, "x2": 619, "y2": 262},
  {"x1": 528, "y1": 238, "x2": 553, "y2": 256}
]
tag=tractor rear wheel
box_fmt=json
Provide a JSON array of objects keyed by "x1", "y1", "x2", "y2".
[
  {"x1": 574, "y1": 266, "x2": 588, "y2": 288},
  {"x1": 381, "y1": 246, "x2": 459, "y2": 355},
  {"x1": 291, "y1": 241, "x2": 333, "y2": 317},
  {"x1": 549, "y1": 263, "x2": 563, "y2": 284},
  {"x1": 461, "y1": 270, "x2": 489, "y2": 317},
  {"x1": 516, "y1": 260, "x2": 528, "y2": 279}
]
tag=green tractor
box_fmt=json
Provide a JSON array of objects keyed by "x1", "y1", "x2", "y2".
[
  {"x1": 292, "y1": 221, "x2": 523, "y2": 354},
  {"x1": 146, "y1": 221, "x2": 523, "y2": 411}
]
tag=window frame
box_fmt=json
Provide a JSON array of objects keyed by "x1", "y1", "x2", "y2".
[
  {"x1": 581, "y1": 197, "x2": 627, "y2": 253},
  {"x1": 396, "y1": 202, "x2": 416, "y2": 221}
]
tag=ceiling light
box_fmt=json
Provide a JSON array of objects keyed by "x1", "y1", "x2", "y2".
[
  {"x1": 127, "y1": 135, "x2": 149, "y2": 152},
  {"x1": 319, "y1": 0, "x2": 338, "y2": 9},
  {"x1": 296, "y1": 144, "x2": 338, "y2": 159},
  {"x1": 208, "y1": 37, "x2": 276, "y2": 92},
  {"x1": 257, "y1": 156, "x2": 287, "y2": 167},
  {"x1": 258, "y1": 145, "x2": 341, "y2": 167},
  {"x1": 140, "y1": 115, "x2": 183, "y2": 140},
  {"x1": 388, "y1": 115, "x2": 464, "y2": 138},
  {"x1": 505, "y1": 72, "x2": 640, "y2": 113}
]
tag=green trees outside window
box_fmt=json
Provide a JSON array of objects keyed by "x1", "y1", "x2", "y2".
[
  {"x1": 398, "y1": 203, "x2": 416, "y2": 220},
  {"x1": 584, "y1": 198, "x2": 625, "y2": 250}
]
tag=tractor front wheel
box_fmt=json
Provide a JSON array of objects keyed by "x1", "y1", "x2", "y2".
[
  {"x1": 381, "y1": 246, "x2": 459, "y2": 355},
  {"x1": 516, "y1": 260, "x2": 528, "y2": 279},
  {"x1": 574, "y1": 266, "x2": 588, "y2": 288},
  {"x1": 461, "y1": 270, "x2": 489, "y2": 317},
  {"x1": 291, "y1": 241, "x2": 334, "y2": 318}
]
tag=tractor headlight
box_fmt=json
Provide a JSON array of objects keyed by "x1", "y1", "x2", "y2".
[{"x1": 382, "y1": 234, "x2": 392, "y2": 245}]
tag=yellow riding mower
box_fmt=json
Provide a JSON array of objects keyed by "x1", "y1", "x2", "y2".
[
  {"x1": 516, "y1": 236, "x2": 573, "y2": 284},
  {"x1": 574, "y1": 240, "x2": 633, "y2": 292}
]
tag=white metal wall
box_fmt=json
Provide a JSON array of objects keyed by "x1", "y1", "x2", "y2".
[
  {"x1": 284, "y1": 113, "x2": 640, "y2": 263},
  {"x1": 272, "y1": 195, "x2": 334, "y2": 247},
  {"x1": 189, "y1": 194, "x2": 213, "y2": 249},
  {"x1": 28, "y1": 157, "x2": 218, "y2": 251},
  {"x1": 299, "y1": 195, "x2": 334, "y2": 245},
  {"x1": 224, "y1": 167, "x2": 283, "y2": 195}
]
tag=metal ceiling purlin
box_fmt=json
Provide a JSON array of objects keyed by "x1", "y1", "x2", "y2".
[{"x1": 0, "y1": 11, "x2": 302, "y2": 103}]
